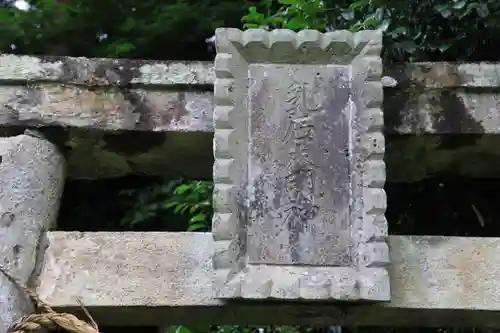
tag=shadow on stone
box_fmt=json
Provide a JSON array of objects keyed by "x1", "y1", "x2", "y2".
[{"x1": 0, "y1": 125, "x2": 214, "y2": 180}]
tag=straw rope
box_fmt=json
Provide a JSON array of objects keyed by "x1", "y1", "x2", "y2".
[{"x1": 0, "y1": 265, "x2": 99, "y2": 333}]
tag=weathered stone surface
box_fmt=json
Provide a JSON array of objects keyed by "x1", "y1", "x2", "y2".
[
  {"x1": 2, "y1": 54, "x2": 500, "y2": 134},
  {"x1": 385, "y1": 62, "x2": 500, "y2": 88},
  {"x1": 60, "y1": 128, "x2": 213, "y2": 180},
  {"x1": 38, "y1": 232, "x2": 500, "y2": 327},
  {"x1": 0, "y1": 85, "x2": 213, "y2": 132},
  {"x1": 0, "y1": 127, "x2": 214, "y2": 180},
  {"x1": 247, "y1": 64, "x2": 352, "y2": 267},
  {"x1": 3, "y1": 55, "x2": 500, "y2": 181},
  {"x1": 17, "y1": 128, "x2": 498, "y2": 182},
  {"x1": 384, "y1": 62, "x2": 500, "y2": 134},
  {"x1": 0, "y1": 54, "x2": 214, "y2": 86},
  {"x1": 1, "y1": 83, "x2": 497, "y2": 135},
  {"x1": 212, "y1": 28, "x2": 389, "y2": 301},
  {"x1": 0, "y1": 135, "x2": 65, "y2": 333}
]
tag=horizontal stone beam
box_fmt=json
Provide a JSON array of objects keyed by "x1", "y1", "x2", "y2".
[
  {"x1": 0, "y1": 54, "x2": 214, "y2": 86},
  {"x1": 0, "y1": 85, "x2": 213, "y2": 132},
  {"x1": 1, "y1": 55, "x2": 496, "y2": 89},
  {"x1": 39, "y1": 232, "x2": 500, "y2": 327},
  {"x1": 1, "y1": 55, "x2": 500, "y2": 134}
]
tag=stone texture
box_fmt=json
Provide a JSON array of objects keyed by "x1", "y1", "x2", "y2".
[
  {"x1": 0, "y1": 127, "x2": 213, "y2": 180},
  {"x1": 37, "y1": 232, "x2": 500, "y2": 327},
  {"x1": 0, "y1": 85, "x2": 213, "y2": 132},
  {"x1": 247, "y1": 64, "x2": 352, "y2": 267},
  {"x1": 3, "y1": 54, "x2": 500, "y2": 135},
  {"x1": 384, "y1": 62, "x2": 500, "y2": 134},
  {"x1": 7, "y1": 127, "x2": 500, "y2": 182},
  {"x1": 212, "y1": 28, "x2": 389, "y2": 301},
  {"x1": 61, "y1": 129, "x2": 213, "y2": 180},
  {"x1": 0, "y1": 54, "x2": 214, "y2": 86},
  {"x1": 4, "y1": 55, "x2": 500, "y2": 182},
  {"x1": 0, "y1": 135, "x2": 65, "y2": 333}
]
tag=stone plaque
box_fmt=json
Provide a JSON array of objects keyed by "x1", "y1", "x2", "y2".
[
  {"x1": 247, "y1": 64, "x2": 352, "y2": 266},
  {"x1": 212, "y1": 28, "x2": 389, "y2": 301}
]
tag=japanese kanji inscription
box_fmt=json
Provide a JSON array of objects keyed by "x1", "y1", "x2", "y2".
[{"x1": 212, "y1": 28, "x2": 389, "y2": 301}]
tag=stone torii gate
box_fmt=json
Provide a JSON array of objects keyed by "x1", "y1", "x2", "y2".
[{"x1": 1, "y1": 28, "x2": 500, "y2": 331}]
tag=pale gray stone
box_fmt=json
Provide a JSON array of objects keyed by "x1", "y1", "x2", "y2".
[
  {"x1": 4, "y1": 56, "x2": 500, "y2": 183},
  {"x1": 0, "y1": 85, "x2": 213, "y2": 132},
  {"x1": 247, "y1": 64, "x2": 351, "y2": 267},
  {"x1": 37, "y1": 232, "x2": 500, "y2": 327},
  {"x1": 2, "y1": 54, "x2": 500, "y2": 135},
  {"x1": 0, "y1": 54, "x2": 214, "y2": 86},
  {"x1": 212, "y1": 28, "x2": 389, "y2": 301},
  {"x1": 0, "y1": 135, "x2": 65, "y2": 333}
]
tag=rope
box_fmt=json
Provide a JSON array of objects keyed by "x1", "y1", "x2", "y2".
[
  {"x1": 8, "y1": 313, "x2": 98, "y2": 333},
  {"x1": 0, "y1": 265, "x2": 99, "y2": 333}
]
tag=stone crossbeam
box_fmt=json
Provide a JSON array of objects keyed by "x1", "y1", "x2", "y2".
[
  {"x1": 38, "y1": 231, "x2": 500, "y2": 327},
  {"x1": 1, "y1": 54, "x2": 500, "y2": 134}
]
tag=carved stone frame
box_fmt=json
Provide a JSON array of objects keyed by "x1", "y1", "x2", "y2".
[{"x1": 212, "y1": 28, "x2": 389, "y2": 301}]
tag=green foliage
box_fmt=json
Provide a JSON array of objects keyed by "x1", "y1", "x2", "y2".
[
  {"x1": 241, "y1": 0, "x2": 500, "y2": 62},
  {"x1": 164, "y1": 180, "x2": 213, "y2": 231},
  {"x1": 167, "y1": 326, "x2": 193, "y2": 333},
  {"x1": 120, "y1": 180, "x2": 213, "y2": 232},
  {"x1": 0, "y1": 0, "x2": 249, "y2": 60},
  {"x1": 2, "y1": 0, "x2": 500, "y2": 62},
  {"x1": 242, "y1": 0, "x2": 327, "y2": 30}
]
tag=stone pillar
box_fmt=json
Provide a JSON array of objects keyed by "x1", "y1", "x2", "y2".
[
  {"x1": 0, "y1": 134, "x2": 65, "y2": 333},
  {"x1": 212, "y1": 29, "x2": 390, "y2": 301}
]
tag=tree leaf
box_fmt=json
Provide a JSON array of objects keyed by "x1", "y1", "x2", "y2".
[
  {"x1": 396, "y1": 40, "x2": 418, "y2": 53},
  {"x1": 188, "y1": 222, "x2": 207, "y2": 231},
  {"x1": 453, "y1": 0, "x2": 467, "y2": 9},
  {"x1": 284, "y1": 17, "x2": 308, "y2": 29},
  {"x1": 173, "y1": 203, "x2": 187, "y2": 214},
  {"x1": 189, "y1": 204, "x2": 201, "y2": 214},
  {"x1": 362, "y1": 17, "x2": 378, "y2": 26},
  {"x1": 164, "y1": 202, "x2": 177, "y2": 209},
  {"x1": 438, "y1": 44, "x2": 452, "y2": 52},
  {"x1": 190, "y1": 214, "x2": 207, "y2": 222},
  {"x1": 174, "y1": 184, "x2": 190, "y2": 195},
  {"x1": 168, "y1": 326, "x2": 191, "y2": 333},
  {"x1": 389, "y1": 26, "x2": 408, "y2": 37}
]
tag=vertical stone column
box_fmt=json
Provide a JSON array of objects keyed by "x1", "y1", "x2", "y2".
[{"x1": 0, "y1": 134, "x2": 65, "y2": 333}]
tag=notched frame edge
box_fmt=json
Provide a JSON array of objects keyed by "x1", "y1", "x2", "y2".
[
  {"x1": 352, "y1": 33, "x2": 390, "y2": 301},
  {"x1": 212, "y1": 28, "x2": 390, "y2": 301}
]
